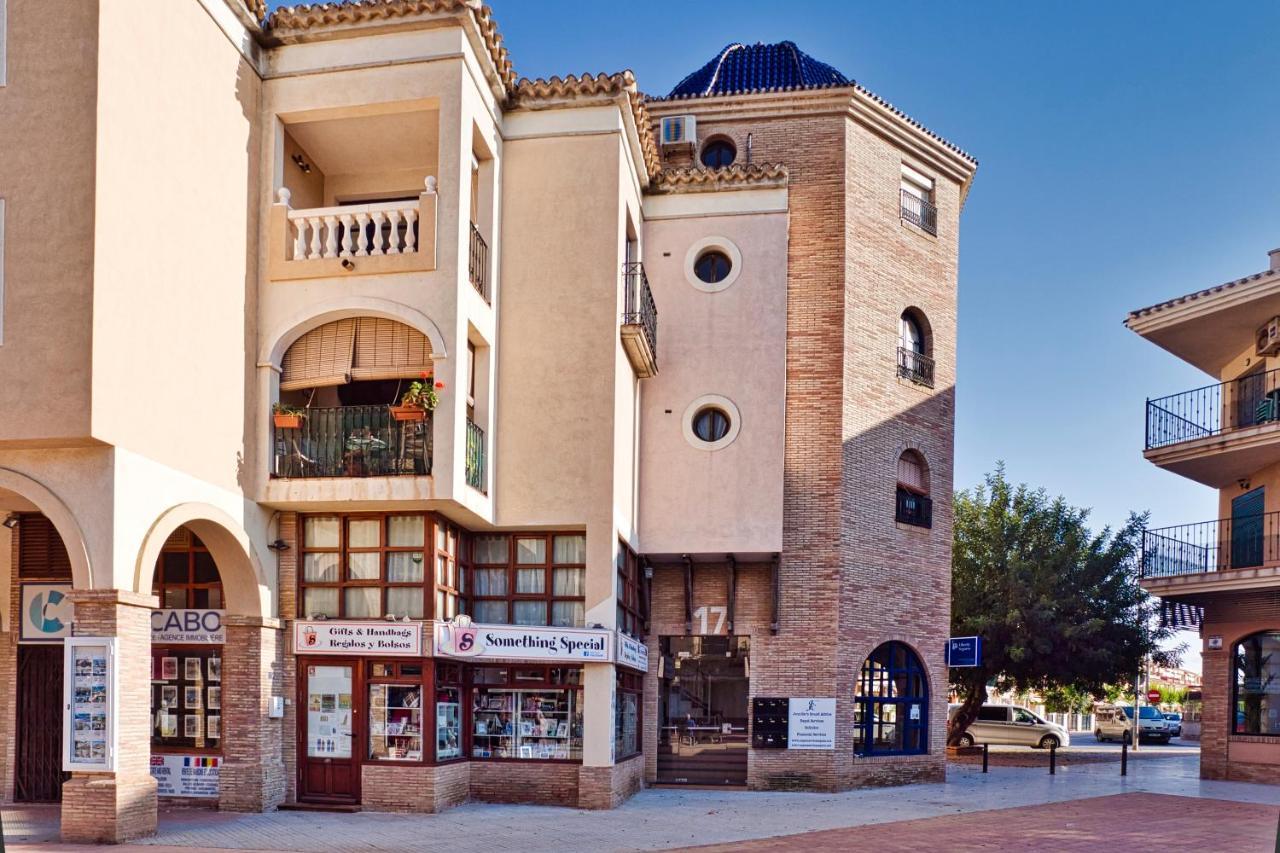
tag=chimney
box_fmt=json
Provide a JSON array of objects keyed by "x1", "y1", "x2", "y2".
[{"x1": 1271, "y1": 248, "x2": 1280, "y2": 273}]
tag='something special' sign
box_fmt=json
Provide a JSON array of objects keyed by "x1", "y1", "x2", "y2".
[
  {"x1": 435, "y1": 622, "x2": 611, "y2": 662},
  {"x1": 294, "y1": 621, "x2": 423, "y2": 656}
]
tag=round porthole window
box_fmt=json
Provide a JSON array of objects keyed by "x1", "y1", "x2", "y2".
[
  {"x1": 682, "y1": 394, "x2": 742, "y2": 451},
  {"x1": 700, "y1": 138, "x2": 737, "y2": 168},
  {"x1": 692, "y1": 406, "x2": 731, "y2": 443},
  {"x1": 694, "y1": 250, "x2": 732, "y2": 284}
]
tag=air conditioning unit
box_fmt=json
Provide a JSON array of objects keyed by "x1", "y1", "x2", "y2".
[
  {"x1": 660, "y1": 115, "x2": 696, "y2": 148},
  {"x1": 1258, "y1": 317, "x2": 1280, "y2": 356}
]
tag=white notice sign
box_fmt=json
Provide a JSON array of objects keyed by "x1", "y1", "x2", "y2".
[
  {"x1": 150, "y1": 754, "x2": 219, "y2": 798},
  {"x1": 788, "y1": 698, "x2": 836, "y2": 750}
]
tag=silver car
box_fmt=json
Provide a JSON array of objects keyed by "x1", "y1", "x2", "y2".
[{"x1": 948, "y1": 703, "x2": 1071, "y2": 749}]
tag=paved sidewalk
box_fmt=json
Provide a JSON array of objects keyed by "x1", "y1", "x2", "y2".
[{"x1": 4, "y1": 756, "x2": 1278, "y2": 852}]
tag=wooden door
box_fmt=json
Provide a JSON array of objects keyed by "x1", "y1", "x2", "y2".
[
  {"x1": 298, "y1": 660, "x2": 361, "y2": 805},
  {"x1": 16, "y1": 645, "x2": 68, "y2": 802}
]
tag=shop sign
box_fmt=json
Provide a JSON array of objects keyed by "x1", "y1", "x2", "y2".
[
  {"x1": 20, "y1": 582, "x2": 73, "y2": 643},
  {"x1": 294, "y1": 621, "x2": 423, "y2": 656},
  {"x1": 435, "y1": 622, "x2": 612, "y2": 662},
  {"x1": 787, "y1": 698, "x2": 836, "y2": 750},
  {"x1": 616, "y1": 632, "x2": 649, "y2": 672},
  {"x1": 150, "y1": 754, "x2": 219, "y2": 798},
  {"x1": 63, "y1": 636, "x2": 118, "y2": 772},
  {"x1": 946, "y1": 636, "x2": 982, "y2": 668},
  {"x1": 152, "y1": 609, "x2": 225, "y2": 644}
]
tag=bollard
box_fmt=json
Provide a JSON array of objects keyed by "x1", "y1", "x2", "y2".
[
  {"x1": 1121, "y1": 741, "x2": 1128, "y2": 776},
  {"x1": 1049, "y1": 743, "x2": 1057, "y2": 775},
  {"x1": 982, "y1": 742, "x2": 989, "y2": 773}
]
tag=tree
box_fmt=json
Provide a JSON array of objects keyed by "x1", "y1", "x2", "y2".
[
  {"x1": 1153, "y1": 684, "x2": 1188, "y2": 708},
  {"x1": 948, "y1": 466, "x2": 1180, "y2": 746}
]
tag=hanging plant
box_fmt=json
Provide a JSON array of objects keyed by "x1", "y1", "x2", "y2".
[
  {"x1": 390, "y1": 373, "x2": 438, "y2": 421},
  {"x1": 272, "y1": 402, "x2": 306, "y2": 429}
]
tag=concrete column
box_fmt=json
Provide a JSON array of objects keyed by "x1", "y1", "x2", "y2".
[
  {"x1": 61, "y1": 589, "x2": 158, "y2": 844},
  {"x1": 218, "y1": 616, "x2": 285, "y2": 812}
]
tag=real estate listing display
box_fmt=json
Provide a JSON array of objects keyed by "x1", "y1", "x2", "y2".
[{"x1": 63, "y1": 637, "x2": 117, "y2": 772}]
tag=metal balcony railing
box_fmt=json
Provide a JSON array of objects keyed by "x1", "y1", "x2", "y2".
[
  {"x1": 465, "y1": 419, "x2": 487, "y2": 493},
  {"x1": 622, "y1": 261, "x2": 658, "y2": 363},
  {"x1": 1142, "y1": 511, "x2": 1280, "y2": 578},
  {"x1": 900, "y1": 189, "x2": 937, "y2": 236},
  {"x1": 469, "y1": 222, "x2": 489, "y2": 302},
  {"x1": 896, "y1": 490, "x2": 933, "y2": 528},
  {"x1": 1145, "y1": 367, "x2": 1280, "y2": 450},
  {"x1": 897, "y1": 346, "x2": 935, "y2": 387},
  {"x1": 271, "y1": 405, "x2": 432, "y2": 478}
]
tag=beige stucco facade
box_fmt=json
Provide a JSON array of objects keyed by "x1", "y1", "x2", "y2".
[{"x1": 0, "y1": 0, "x2": 976, "y2": 837}]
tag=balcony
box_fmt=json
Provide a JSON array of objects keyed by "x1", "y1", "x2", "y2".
[
  {"x1": 1141, "y1": 512, "x2": 1280, "y2": 597},
  {"x1": 897, "y1": 346, "x2": 934, "y2": 387},
  {"x1": 469, "y1": 222, "x2": 490, "y2": 302},
  {"x1": 900, "y1": 188, "x2": 937, "y2": 236},
  {"x1": 620, "y1": 262, "x2": 658, "y2": 378},
  {"x1": 895, "y1": 490, "x2": 933, "y2": 528},
  {"x1": 272, "y1": 405, "x2": 432, "y2": 479},
  {"x1": 1144, "y1": 367, "x2": 1280, "y2": 487},
  {"x1": 465, "y1": 419, "x2": 486, "y2": 493}
]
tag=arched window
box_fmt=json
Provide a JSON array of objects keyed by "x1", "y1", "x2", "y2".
[
  {"x1": 855, "y1": 642, "x2": 928, "y2": 755},
  {"x1": 896, "y1": 450, "x2": 932, "y2": 528},
  {"x1": 152, "y1": 527, "x2": 223, "y2": 609},
  {"x1": 1233, "y1": 631, "x2": 1280, "y2": 735},
  {"x1": 897, "y1": 309, "x2": 934, "y2": 387},
  {"x1": 700, "y1": 138, "x2": 736, "y2": 168}
]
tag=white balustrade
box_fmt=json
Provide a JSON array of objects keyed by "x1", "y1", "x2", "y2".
[{"x1": 277, "y1": 179, "x2": 435, "y2": 263}]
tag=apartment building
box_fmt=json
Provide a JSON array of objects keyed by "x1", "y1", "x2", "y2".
[
  {"x1": 1128, "y1": 247, "x2": 1280, "y2": 783},
  {"x1": 0, "y1": 1, "x2": 975, "y2": 841}
]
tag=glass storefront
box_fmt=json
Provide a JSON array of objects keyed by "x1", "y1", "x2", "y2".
[{"x1": 658, "y1": 636, "x2": 750, "y2": 785}]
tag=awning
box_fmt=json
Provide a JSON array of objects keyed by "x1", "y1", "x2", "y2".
[{"x1": 280, "y1": 317, "x2": 432, "y2": 391}]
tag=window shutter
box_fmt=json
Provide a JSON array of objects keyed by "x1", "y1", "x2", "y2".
[
  {"x1": 17, "y1": 514, "x2": 73, "y2": 580},
  {"x1": 349, "y1": 317, "x2": 433, "y2": 382},
  {"x1": 280, "y1": 319, "x2": 357, "y2": 391},
  {"x1": 897, "y1": 452, "x2": 927, "y2": 493}
]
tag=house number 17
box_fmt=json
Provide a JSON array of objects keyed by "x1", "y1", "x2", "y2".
[{"x1": 692, "y1": 605, "x2": 728, "y2": 635}]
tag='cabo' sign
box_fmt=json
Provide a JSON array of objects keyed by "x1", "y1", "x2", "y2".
[
  {"x1": 294, "y1": 621, "x2": 423, "y2": 657},
  {"x1": 435, "y1": 622, "x2": 611, "y2": 663},
  {"x1": 152, "y1": 609, "x2": 225, "y2": 644}
]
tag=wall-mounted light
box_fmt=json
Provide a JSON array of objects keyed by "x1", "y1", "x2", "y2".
[
  {"x1": 267, "y1": 538, "x2": 290, "y2": 551},
  {"x1": 1239, "y1": 479, "x2": 1252, "y2": 491},
  {"x1": 340, "y1": 258, "x2": 355, "y2": 271},
  {"x1": 291, "y1": 153, "x2": 312, "y2": 174},
  {"x1": 2, "y1": 514, "x2": 19, "y2": 529}
]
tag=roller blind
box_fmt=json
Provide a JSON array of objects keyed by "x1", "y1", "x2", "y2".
[
  {"x1": 18, "y1": 514, "x2": 73, "y2": 580},
  {"x1": 897, "y1": 453, "x2": 927, "y2": 493},
  {"x1": 280, "y1": 318, "x2": 357, "y2": 391},
  {"x1": 349, "y1": 317, "x2": 433, "y2": 381}
]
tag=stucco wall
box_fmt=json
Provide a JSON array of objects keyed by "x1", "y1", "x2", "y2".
[
  {"x1": 0, "y1": 0, "x2": 98, "y2": 444},
  {"x1": 638, "y1": 207, "x2": 787, "y2": 554}
]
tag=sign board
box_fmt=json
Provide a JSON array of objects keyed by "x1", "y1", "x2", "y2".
[
  {"x1": 150, "y1": 754, "x2": 219, "y2": 798},
  {"x1": 946, "y1": 636, "x2": 982, "y2": 668},
  {"x1": 616, "y1": 631, "x2": 649, "y2": 672},
  {"x1": 294, "y1": 621, "x2": 423, "y2": 657},
  {"x1": 787, "y1": 698, "x2": 837, "y2": 750},
  {"x1": 434, "y1": 622, "x2": 611, "y2": 663},
  {"x1": 152, "y1": 609, "x2": 225, "y2": 644},
  {"x1": 63, "y1": 636, "x2": 118, "y2": 772},
  {"x1": 1206, "y1": 636, "x2": 1223, "y2": 650},
  {"x1": 20, "y1": 583, "x2": 73, "y2": 643},
  {"x1": 1147, "y1": 689, "x2": 1162, "y2": 703}
]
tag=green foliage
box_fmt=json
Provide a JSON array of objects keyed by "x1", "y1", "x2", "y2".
[
  {"x1": 1154, "y1": 684, "x2": 1188, "y2": 707},
  {"x1": 948, "y1": 465, "x2": 1181, "y2": 743},
  {"x1": 1040, "y1": 685, "x2": 1095, "y2": 715},
  {"x1": 272, "y1": 402, "x2": 305, "y2": 417},
  {"x1": 400, "y1": 375, "x2": 439, "y2": 412}
]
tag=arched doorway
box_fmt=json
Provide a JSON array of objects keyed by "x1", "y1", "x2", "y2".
[{"x1": 854, "y1": 642, "x2": 929, "y2": 756}]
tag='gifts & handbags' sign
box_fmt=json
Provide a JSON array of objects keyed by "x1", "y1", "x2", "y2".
[{"x1": 294, "y1": 621, "x2": 423, "y2": 656}]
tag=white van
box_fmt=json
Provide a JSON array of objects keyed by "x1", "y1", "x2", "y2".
[
  {"x1": 1094, "y1": 705, "x2": 1170, "y2": 744},
  {"x1": 948, "y1": 703, "x2": 1070, "y2": 749}
]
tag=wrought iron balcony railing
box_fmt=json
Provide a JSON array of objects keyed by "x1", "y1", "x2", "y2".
[
  {"x1": 897, "y1": 346, "x2": 935, "y2": 387},
  {"x1": 896, "y1": 490, "x2": 933, "y2": 529},
  {"x1": 465, "y1": 419, "x2": 487, "y2": 493},
  {"x1": 469, "y1": 222, "x2": 489, "y2": 302},
  {"x1": 1142, "y1": 511, "x2": 1280, "y2": 578},
  {"x1": 623, "y1": 262, "x2": 658, "y2": 358},
  {"x1": 271, "y1": 405, "x2": 432, "y2": 479},
  {"x1": 1145, "y1": 367, "x2": 1280, "y2": 450},
  {"x1": 900, "y1": 189, "x2": 937, "y2": 236}
]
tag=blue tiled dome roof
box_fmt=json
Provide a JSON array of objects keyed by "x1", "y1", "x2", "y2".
[{"x1": 667, "y1": 41, "x2": 850, "y2": 98}]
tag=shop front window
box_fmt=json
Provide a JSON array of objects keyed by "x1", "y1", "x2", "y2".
[
  {"x1": 616, "y1": 670, "x2": 642, "y2": 759},
  {"x1": 1234, "y1": 631, "x2": 1280, "y2": 735},
  {"x1": 299, "y1": 513, "x2": 466, "y2": 621},
  {"x1": 469, "y1": 533, "x2": 586, "y2": 627},
  {"x1": 367, "y1": 662, "x2": 425, "y2": 762},
  {"x1": 854, "y1": 641, "x2": 928, "y2": 756},
  {"x1": 470, "y1": 665, "x2": 583, "y2": 760},
  {"x1": 306, "y1": 664, "x2": 354, "y2": 759},
  {"x1": 151, "y1": 648, "x2": 221, "y2": 750},
  {"x1": 617, "y1": 542, "x2": 645, "y2": 639}
]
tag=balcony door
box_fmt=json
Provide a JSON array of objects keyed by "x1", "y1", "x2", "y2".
[
  {"x1": 1231, "y1": 487, "x2": 1265, "y2": 570},
  {"x1": 1234, "y1": 366, "x2": 1268, "y2": 429}
]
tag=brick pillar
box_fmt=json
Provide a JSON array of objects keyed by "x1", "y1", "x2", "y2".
[
  {"x1": 61, "y1": 589, "x2": 158, "y2": 844},
  {"x1": 218, "y1": 617, "x2": 285, "y2": 812},
  {"x1": 1200, "y1": 640, "x2": 1229, "y2": 780}
]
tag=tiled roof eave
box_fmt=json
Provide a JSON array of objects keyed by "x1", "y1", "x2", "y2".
[
  {"x1": 1126, "y1": 269, "x2": 1280, "y2": 325},
  {"x1": 650, "y1": 163, "x2": 789, "y2": 194}
]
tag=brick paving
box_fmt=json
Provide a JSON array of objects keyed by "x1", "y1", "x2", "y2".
[{"x1": 683, "y1": 793, "x2": 1279, "y2": 851}]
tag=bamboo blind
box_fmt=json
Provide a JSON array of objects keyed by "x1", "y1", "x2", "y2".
[{"x1": 896, "y1": 451, "x2": 928, "y2": 493}]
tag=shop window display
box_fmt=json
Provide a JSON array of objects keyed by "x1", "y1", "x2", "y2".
[
  {"x1": 151, "y1": 648, "x2": 221, "y2": 750},
  {"x1": 470, "y1": 666, "x2": 583, "y2": 760}
]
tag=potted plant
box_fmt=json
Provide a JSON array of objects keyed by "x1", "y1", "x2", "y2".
[
  {"x1": 390, "y1": 374, "x2": 440, "y2": 422},
  {"x1": 272, "y1": 402, "x2": 306, "y2": 429}
]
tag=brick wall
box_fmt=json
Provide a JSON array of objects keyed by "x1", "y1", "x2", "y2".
[
  {"x1": 219, "y1": 618, "x2": 286, "y2": 811},
  {"x1": 278, "y1": 512, "x2": 299, "y2": 804},
  {"x1": 61, "y1": 590, "x2": 159, "y2": 844},
  {"x1": 1, "y1": 529, "x2": 17, "y2": 803},
  {"x1": 469, "y1": 760, "x2": 578, "y2": 805},
  {"x1": 578, "y1": 753, "x2": 643, "y2": 809},
  {"x1": 362, "y1": 761, "x2": 469, "y2": 812},
  {"x1": 1198, "y1": 607, "x2": 1280, "y2": 782}
]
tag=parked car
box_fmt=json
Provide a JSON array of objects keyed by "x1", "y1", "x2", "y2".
[
  {"x1": 1095, "y1": 704, "x2": 1170, "y2": 744},
  {"x1": 947, "y1": 703, "x2": 1070, "y2": 749},
  {"x1": 1163, "y1": 712, "x2": 1182, "y2": 737}
]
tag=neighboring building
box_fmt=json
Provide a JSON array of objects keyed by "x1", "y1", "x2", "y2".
[
  {"x1": 1127, "y1": 246, "x2": 1280, "y2": 783},
  {"x1": 0, "y1": 0, "x2": 975, "y2": 841},
  {"x1": 1150, "y1": 664, "x2": 1202, "y2": 691}
]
